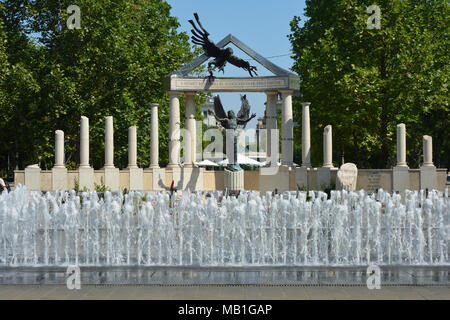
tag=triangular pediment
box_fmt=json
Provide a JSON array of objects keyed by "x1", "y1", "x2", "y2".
[{"x1": 173, "y1": 34, "x2": 295, "y2": 77}]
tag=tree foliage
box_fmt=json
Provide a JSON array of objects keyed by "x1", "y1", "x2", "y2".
[
  {"x1": 0, "y1": 0, "x2": 199, "y2": 172},
  {"x1": 289, "y1": 0, "x2": 449, "y2": 169}
]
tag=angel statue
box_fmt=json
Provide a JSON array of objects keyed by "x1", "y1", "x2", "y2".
[
  {"x1": 189, "y1": 13, "x2": 258, "y2": 79},
  {"x1": 209, "y1": 95, "x2": 256, "y2": 171}
]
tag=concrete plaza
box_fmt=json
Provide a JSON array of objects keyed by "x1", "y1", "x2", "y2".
[{"x1": 0, "y1": 266, "x2": 448, "y2": 300}]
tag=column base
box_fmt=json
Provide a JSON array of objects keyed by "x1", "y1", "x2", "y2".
[
  {"x1": 25, "y1": 165, "x2": 41, "y2": 191},
  {"x1": 420, "y1": 165, "x2": 436, "y2": 190},
  {"x1": 126, "y1": 167, "x2": 143, "y2": 191},
  {"x1": 52, "y1": 167, "x2": 67, "y2": 191},
  {"x1": 144, "y1": 168, "x2": 166, "y2": 191},
  {"x1": 393, "y1": 166, "x2": 409, "y2": 196},
  {"x1": 295, "y1": 167, "x2": 308, "y2": 190},
  {"x1": 78, "y1": 167, "x2": 94, "y2": 191},
  {"x1": 318, "y1": 167, "x2": 336, "y2": 189},
  {"x1": 103, "y1": 167, "x2": 119, "y2": 191},
  {"x1": 171, "y1": 167, "x2": 204, "y2": 191},
  {"x1": 259, "y1": 165, "x2": 290, "y2": 193}
]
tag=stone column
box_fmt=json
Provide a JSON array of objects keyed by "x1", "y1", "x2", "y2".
[
  {"x1": 281, "y1": 91, "x2": 294, "y2": 166},
  {"x1": 318, "y1": 125, "x2": 334, "y2": 189},
  {"x1": 423, "y1": 135, "x2": 433, "y2": 166},
  {"x1": 102, "y1": 116, "x2": 119, "y2": 191},
  {"x1": 301, "y1": 102, "x2": 311, "y2": 168},
  {"x1": 150, "y1": 103, "x2": 159, "y2": 169},
  {"x1": 396, "y1": 123, "x2": 407, "y2": 167},
  {"x1": 420, "y1": 135, "x2": 436, "y2": 190},
  {"x1": 128, "y1": 126, "x2": 138, "y2": 168},
  {"x1": 393, "y1": 124, "x2": 409, "y2": 195},
  {"x1": 265, "y1": 91, "x2": 278, "y2": 163},
  {"x1": 104, "y1": 116, "x2": 114, "y2": 169},
  {"x1": 79, "y1": 116, "x2": 90, "y2": 168},
  {"x1": 323, "y1": 125, "x2": 333, "y2": 168},
  {"x1": 54, "y1": 130, "x2": 65, "y2": 168},
  {"x1": 168, "y1": 91, "x2": 181, "y2": 168},
  {"x1": 78, "y1": 116, "x2": 94, "y2": 190},
  {"x1": 127, "y1": 125, "x2": 143, "y2": 190},
  {"x1": 185, "y1": 92, "x2": 196, "y2": 167},
  {"x1": 52, "y1": 130, "x2": 68, "y2": 190}
]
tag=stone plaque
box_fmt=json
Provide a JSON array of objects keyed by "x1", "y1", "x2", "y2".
[
  {"x1": 367, "y1": 171, "x2": 381, "y2": 191},
  {"x1": 337, "y1": 163, "x2": 358, "y2": 191},
  {"x1": 165, "y1": 76, "x2": 299, "y2": 92}
]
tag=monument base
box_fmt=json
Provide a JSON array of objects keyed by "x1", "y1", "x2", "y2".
[
  {"x1": 25, "y1": 165, "x2": 41, "y2": 191},
  {"x1": 225, "y1": 169, "x2": 244, "y2": 191},
  {"x1": 103, "y1": 167, "x2": 119, "y2": 191},
  {"x1": 126, "y1": 167, "x2": 143, "y2": 191},
  {"x1": 51, "y1": 167, "x2": 67, "y2": 191},
  {"x1": 420, "y1": 165, "x2": 437, "y2": 190},
  {"x1": 171, "y1": 167, "x2": 204, "y2": 191},
  {"x1": 393, "y1": 166, "x2": 409, "y2": 196},
  {"x1": 78, "y1": 167, "x2": 94, "y2": 190}
]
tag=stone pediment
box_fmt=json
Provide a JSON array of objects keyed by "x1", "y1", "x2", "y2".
[
  {"x1": 172, "y1": 34, "x2": 296, "y2": 77},
  {"x1": 166, "y1": 34, "x2": 300, "y2": 92}
]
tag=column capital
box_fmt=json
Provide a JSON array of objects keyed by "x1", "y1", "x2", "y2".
[
  {"x1": 184, "y1": 91, "x2": 197, "y2": 97},
  {"x1": 265, "y1": 91, "x2": 278, "y2": 96},
  {"x1": 168, "y1": 91, "x2": 181, "y2": 96},
  {"x1": 151, "y1": 103, "x2": 159, "y2": 108},
  {"x1": 301, "y1": 102, "x2": 311, "y2": 107},
  {"x1": 279, "y1": 89, "x2": 294, "y2": 94}
]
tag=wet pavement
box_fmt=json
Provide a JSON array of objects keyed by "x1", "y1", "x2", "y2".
[{"x1": 0, "y1": 265, "x2": 449, "y2": 286}]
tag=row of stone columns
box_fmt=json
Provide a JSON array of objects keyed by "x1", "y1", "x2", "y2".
[
  {"x1": 395, "y1": 123, "x2": 435, "y2": 168},
  {"x1": 394, "y1": 123, "x2": 436, "y2": 193}
]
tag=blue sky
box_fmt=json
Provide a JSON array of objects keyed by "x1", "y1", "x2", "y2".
[{"x1": 166, "y1": 0, "x2": 306, "y2": 129}]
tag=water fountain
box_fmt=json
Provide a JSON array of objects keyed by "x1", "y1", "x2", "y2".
[{"x1": 0, "y1": 185, "x2": 448, "y2": 266}]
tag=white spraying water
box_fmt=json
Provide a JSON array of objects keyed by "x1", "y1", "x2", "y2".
[{"x1": 0, "y1": 185, "x2": 448, "y2": 266}]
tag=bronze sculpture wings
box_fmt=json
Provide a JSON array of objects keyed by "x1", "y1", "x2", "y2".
[{"x1": 189, "y1": 13, "x2": 258, "y2": 78}]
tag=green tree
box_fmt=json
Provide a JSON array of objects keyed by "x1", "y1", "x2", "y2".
[
  {"x1": 0, "y1": 0, "x2": 200, "y2": 170},
  {"x1": 289, "y1": 0, "x2": 449, "y2": 169}
]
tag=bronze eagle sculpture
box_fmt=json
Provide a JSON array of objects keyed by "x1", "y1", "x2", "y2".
[{"x1": 189, "y1": 13, "x2": 258, "y2": 78}]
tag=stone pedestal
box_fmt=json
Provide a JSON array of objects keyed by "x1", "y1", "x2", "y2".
[
  {"x1": 104, "y1": 167, "x2": 119, "y2": 191},
  {"x1": 25, "y1": 165, "x2": 41, "y2": 191},
  {"x1": 78, "y1": 167, "x2": 94, "y2": 190},
  {"x1": 146, "y1": 168, "x2": 166, "y2": 191},
  {"x1": 225, "y1": 169, "x2": 244, "y2": 191},
  {"x1": 393, "y1": 166, "x2": 409, "y2": 195},
  {"x1": 172, "y1": 167, "x2": 204, "y2": 191},
  {"x1": 317, "y1": 167, "x2": 332, "y2": 189},
  {"x1": 259, "y1": 165, "x2": 290, "y2": 193},
  {"x1": 127, "y1": 167, "x2": 143, "y2": 191},
  {"x1": 51, "y1": 167, "x2": 67, "y2": 190},
  {"x1": 295, "y1": 166, "x2": 308, "y2": 190},
  {"x1": 420, "y1": 165, "x2": 436, "y2": 191}
]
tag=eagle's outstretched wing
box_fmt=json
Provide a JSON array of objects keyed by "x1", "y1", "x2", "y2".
[
  {"x1": 189, "y1": 13, "x2": 221, "y2": 58},
  {"x1": 237, "y1": 94, "x2": 250, "y2": 120},
  {"x1": 214, "y1": 95, "x2": 227, "y2": 120}
]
